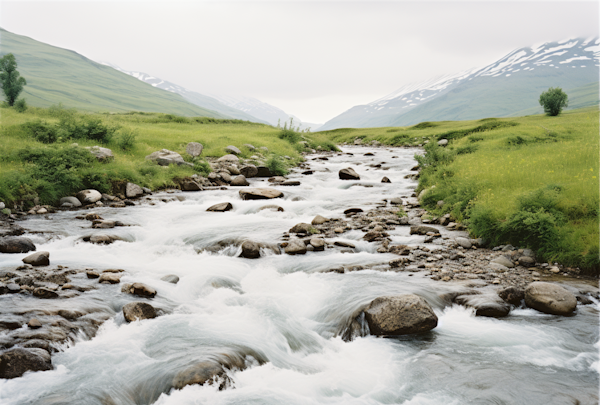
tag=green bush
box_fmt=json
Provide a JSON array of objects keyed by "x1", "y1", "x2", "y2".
[
  {"x1": 411, "y1": 121, "x2": 438, "y2": 130},
  {"x1": 193, "y1": 160, "x2": 212, "y2": 176},
  {"x1": 278, "y1": 128, "x2": 301, "y2": 144},
  {"x1": 13, "y1": 98, "x2": 27, "y2": 113},
  {"x1": 456, "y1": 145, "x2": 478, "y2": 155},
  {"x1": 266, "y1": 155, "x2": 288, "y2": 176},
  {"x1": 117, "y1": 128, "x2": 137, "y2": 151},
  {"x1": 437, "y1": 121, "x2": 518, "y2": 141},
  {"x1": 22, "y1": 120, "x2": 58, "y2": 143}
]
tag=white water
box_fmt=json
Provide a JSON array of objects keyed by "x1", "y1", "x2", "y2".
[{"x1": 0, "y1": 147, "x2": 598, "y2": 405}]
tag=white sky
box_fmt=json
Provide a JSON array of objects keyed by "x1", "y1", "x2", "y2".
[{"x1": 1, "y1": 1, "x2": 598, "y2": 123}]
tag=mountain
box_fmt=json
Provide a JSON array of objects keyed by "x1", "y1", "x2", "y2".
[
  {"x1": 102, "y1": 64, "x2": 321, "y2": 131},
  {"x1": 0, "y1": 28, "x2": 228, "y2": 118},
  {"x1": 319, "y1": 37, "x2": 600, "y2": 130},
  {"x1": 100, "y1": 64, "x2": 269, "y2": 124}
]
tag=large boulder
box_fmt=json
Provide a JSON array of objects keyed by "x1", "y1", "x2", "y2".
[
  {"x1": 122, "y1": 282, "x2": 157, "y2": 298},
  {"x1": 225, "y1": 145, "x2": 242, "y2": 155},
  {"x1": 230, "y1": 175, "x2": 249, "y2": 187},
  {"x1": 311, "y1": 215, "x2": 329, "y2": 225},
  {"x1": 524, "y1": 282, "x2": 577, "y2": 316},
  {"x1": 59, "y1": 196, "x2": 82, "y2": 208},
  {"x1": 172, "y1": 358, "x2": 244, "y2": 390},
  {"x1": 364, "y1": 294, "x2": 438, "y2": 336},
  {"x1": 207, "y1": 202, "x2": 233, "y2": 212},
  {"x1": 0, "y1": 237, "x2": 36, "y2": 253},
  {"x1": 86, "y1": 146, "x2": 114, "y2": 162},
  {"x1": 240, "y1": 241, "x2": 261, "y2": 259},
  {"x1": 186, "y1": 142, "x2": 203, "y2": 157},
  {"x1": 239, "y1": 188, "x2": 283, "y2": 200},
  {"x1": 122, "y1": 302, "x2": 157, "y2": 322},
  {"x1": 309, "y1": 238, "x2": 326, "y2": 251},
  {"x1": 216, "y1": 154, "x2": 239, "y2": 163},
  {"x1": 491, "y1": 255, "x2": 515, "y2": 268},
  {"x1": 409, "y1": 226, "x2": 438, "y2": 235},
  {"x1": 125, "y1": 183, "x2": 144, "y2": 198},
  {"x1": 256, "y1": 166, "x2": 272, "y2": 178},
  {"x1": 182, "y1": 180, "x2": 201, "y2": 191},
  {"x1": 454, "y1": 294, "x2": 511, "y2": 317},
  {"x1": 240, "y1": 165, "x2": 258, "y2": 178},
  {"x1": 146, "y1": 149, "x2": 189, "y2": 166},
  {"x1": 76, "y1": 189, "x2": 102, "y2": 204},
  {"x1": 339, "y1": 167, "x2": 360, "y2": 180},
  {"x1": 289, "y1": 223, "x2": 316, "y2": 234},
  {"x1": 285, "y1": 240, "x2": 307, "y2": 255},
  {"x1": 0, "y1": 348, "x2": 53, "y2": 379},
  {"x1": 22, "y1": 251, "x2": 50, "y2": 266}
]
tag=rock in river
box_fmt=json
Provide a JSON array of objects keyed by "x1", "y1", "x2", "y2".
[
  {"x1": 364, "y1": 294, "x2": 438, "y2": 336},
  {"x1": 22, "y1": 251, "x2": 50, "y2": 266},
  {"x1": 285, "y1": 240, "x2": 307, "y2": 255},
  {"x1": 239, "y1": 188, "x2": 283, "y2": 200},
  {"x1": 76, "y1": 189, "x2": 102, "y2": 204},
  {"x1": 207, "y1": 202, "x2": 233, "y2": 212},
  {"x1": 0, "y1": 236, "x2": 36, "y2": 253},
  {"x1": 0, "y1": 348, "x2": 53, "y2": 379},
  {"x1": 122, "y1": 282, "x2": 157, "y2": 298},
  {"x1": 240, "y1": 241, "x2": 261, "y2": 259},
  {"x1": 230, "y1": 175, "x2": 249, "y2": 187},
  {"x1": 409, "y1": 226, "x2": 438, "y2": 235},
  {"x1": 240, "y1": 165, "x2": 258, "y2": 178},
  {"x1": 524, "y1": 282, "x2": 577, "y2": 316},
  {"x1": 123, "y1": 302, "x2": 157, "y2": 323},
  {"x1": 339, "y1": 167, "x2": 360, "y2": 180}
]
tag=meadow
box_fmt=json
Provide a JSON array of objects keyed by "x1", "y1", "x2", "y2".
[{"x1": 313, "y1": 107, "x2": 599, "y2": 273}]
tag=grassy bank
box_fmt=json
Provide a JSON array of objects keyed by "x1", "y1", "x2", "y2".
[
  {"x1": 310, "y1": 107, "x2": 599, "y2": 274},
  {"x1": 0, "y1": 105, "x2": 333, "y2": 209}
]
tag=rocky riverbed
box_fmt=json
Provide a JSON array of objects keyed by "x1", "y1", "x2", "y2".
[{"x1": 0, "y1": 146, "x2": 598, "y2": 405}]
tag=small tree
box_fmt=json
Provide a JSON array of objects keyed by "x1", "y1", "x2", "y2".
[
  {"x1": 0, "y1": 53, "x2": 27, "y2": 106},
  {"x1": 539, "y1": 87, "x2": 568, "y2": 116}
]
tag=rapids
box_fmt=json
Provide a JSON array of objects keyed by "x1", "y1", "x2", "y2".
[{"x1": 0, "y1": 146, "x2": 598, "y2": 405}]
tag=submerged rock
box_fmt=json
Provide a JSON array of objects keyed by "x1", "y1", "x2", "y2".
[
  {"x1": 524, "y1": 282, "x2": 577, "y2": 316},
  {"x1": 454, "y1": 294, "x2": 511, "y2": 317},
  {"x1": 0, "y1": 348, "x2": 53, "y2": 379},
  {"x1": 161, "y1": 275, "x2": 180, "y2": 284},
  {"x1": 409, "y1": 226, "x2": 438, "y2": 235},
  {"x1": 364, "y1": 294, "x2": 438, "y2": 336}
]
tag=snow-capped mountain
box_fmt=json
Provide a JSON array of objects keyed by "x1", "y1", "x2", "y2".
[
  {"x1": 100, "y1": 63, "x2": 320, "y2": 130},
  {"x1": 319, "y1": 37, "x2": 600, "y2": 130}
]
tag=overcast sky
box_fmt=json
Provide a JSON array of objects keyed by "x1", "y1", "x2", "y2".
[{"x1": 1, "y1": 1, "x2": 598, "y2": 123}]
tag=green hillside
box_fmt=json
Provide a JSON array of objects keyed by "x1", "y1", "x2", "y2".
[{"x1": 0, "y1": 28, "x2": 228, "y2": 117}]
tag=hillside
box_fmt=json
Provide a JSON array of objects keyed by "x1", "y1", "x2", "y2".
[
  {"x1": 0, "y1": 28, "x2": 228, "y2": 117},
  {"x1": 319, "y1": 38, "x2": 599, "y2": 130}
]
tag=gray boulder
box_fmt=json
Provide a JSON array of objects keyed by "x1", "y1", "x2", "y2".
[
  {"x1": 186, "y1": 142, "x2": 203, "y2": 157},
  {"x1": 0, "y1": 237, "x2": 36, "y2": 253},
  {"x1": 122, "y1": 282, "x2": 157, "y2": 298},
  {"x1": 216, "y1": 154, "x2": 239, "y2": 163},
  {"x1": 240, "y1": 165, "x2": 258, "y2": 178},
  {"x1": 125, "y1": 183, "x2": 144, "y2": 198},
  {"x1": 22, "y1": 251, "x2": 50, "y2": 266},
  {"x1": 239, "y1": 188, "x2": 283, "y2": 200},
  {"x1": 491, "y1": 255, "x2": 514, "y2": 268},
  {"x1": 59, "y1": 196, "x2": 82, "y2": 207},
  {"x1": 240, "y1": 241, "x2": 261, "y2": 259},
  {"x1": 161, "y1": 275, "x2": 180, "y2": 284},
  {"x1": 311, "y1": 215, "x2": 329, "y2": 225},
  {"x1": 339, "y1": 167, "x2": 360, "y2": 180},
  {"x1": 309, "y1": 238, "x2": 326, "y2": 251},
  {"x1": 454, "y1": 294, "x2": 511, "y2": 317},
  {"x1": 518, "y1": 256, "x2": 536, "y2": 267},
  {"x1": 231, "y1": 175, "x2": 249, "y2": 187},
  {"x1": 225, "y1": 145, "x2": 242, "y2": 155},
  {"x1": 409, "y1": 226, "x2": 438, "y2": 235},
  {"x1": 364, "y1": 294, "x2": 438, "y2": 335},
  {"x1": 0, "y1": 348, "x2": 53, "y2": 379},
  {"x1": 86, "y1": 146, "x2": 114, "y2": 162},
  {"x1": 285, "y1": 240, "x2": 307, "y2": 255},
  {"x1": 182, "y1": 180, "x2": 201, "y2": 191},
  {"x1": 123, "y1": 302, "x2": 157, "y2": 322},
  {"x1": 146, "y1": 149, "x2": 190, "y2": 166},
  {"x1": 207, "y1": 202, "x2": 233, "y2": 212},
  {"x1": 455, "y1": 237, "x2": 472, "y2": 249},
  {"x1": 76, "y1": 189, "x2": 102, "y2": 204},
  {"x1": 438, "y1": 139, "x2": 448, "y2": 147},
  {"x1": 289, "y1": 223, "x2": 315, "y2": 234},
  {"x1": 524, "y1": 282, "x2": 577, "y2": 316}
]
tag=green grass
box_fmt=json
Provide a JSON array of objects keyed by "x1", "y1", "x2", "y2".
[
  {"x1": 309, "y1": 107, "x2": 599, "y2": 274},
  {"x1": 0, "y1": 105, "x2": 338, "y2": 208},
  {"x1": 0, "y1": 28, "x2": 227, "y2": 117}
]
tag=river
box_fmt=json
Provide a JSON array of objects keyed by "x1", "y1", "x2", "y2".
[{"x1": 0, "y1": 146, "x2": 598, "y2": 405}]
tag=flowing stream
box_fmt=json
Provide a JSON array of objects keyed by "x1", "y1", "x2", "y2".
[{"x1": 0, "y1": 146, "x2": 598, "y2": 405}]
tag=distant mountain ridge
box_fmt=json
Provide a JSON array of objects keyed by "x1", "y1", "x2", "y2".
[
  {"x1": 103, "y1": 63, "x2": 321, "y2": 130},
  {"x1": 0, "y1": 28, "x2": 227, "y2": 118},
  {"x1": 319, "y1": 37, "x2": 600, "y2": 130}
]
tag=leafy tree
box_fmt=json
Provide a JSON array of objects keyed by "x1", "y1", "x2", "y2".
[
  {"x1": 0, "y1": 53, "x2": 27, "y2": 106},
  {"x1": 539, "y1": 87, "x2": 568, "y2": 116}
]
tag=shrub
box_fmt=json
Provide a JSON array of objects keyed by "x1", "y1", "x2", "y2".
[
  {"x1": 436, "y1": 121, "x2": 518, "y2": 141},
  {"x1": 411, "y1": 121, "x2": 438, "y2": 130},
  {"x1": 456, "y1": 145, "x2": 478, "y2": 155},
  {"x1": 278, "y1": 128, "x2": 301, "y2": 144},
  {"x1": 117, "y1": 128, "x2": 137, "y2": 151},
  {"x1": 193, "y1": 160, "x2": 211, "y2": 176},
  {"x1": 13, "y1": 98, "x2": 27, "y2": 113},
  {"x1": 22, "y1": 120, "x2": 58, "y2": 143},
  {"x1": 266, "y1": 155, "x2": 288, "y2": 176}
]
